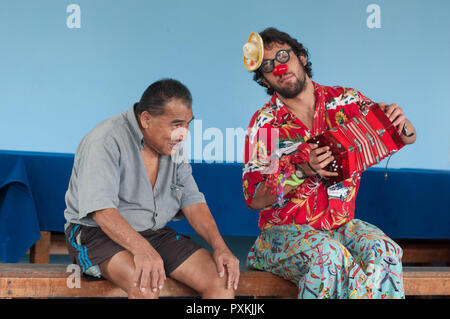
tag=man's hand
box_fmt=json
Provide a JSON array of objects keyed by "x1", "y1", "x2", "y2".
[
  {"x1": 212, "y1": 247, "x2": 240, "y2": 290},
  {"x1": 304, "y1": 144, "x2": 339, "y2": 177},
  {"x1": 379, "y1": 102, "x2": 406, "y2": 134},
  {"x1": 132, "y1": 246, "x2": 166, "y2": 294},
  {"x1": 378, "y1": 102, "x2": 416, "y2": 144}
]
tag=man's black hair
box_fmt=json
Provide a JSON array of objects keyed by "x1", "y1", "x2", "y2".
[{"x1": 134, "y1": 78, "x2": 192, "y2": 116}]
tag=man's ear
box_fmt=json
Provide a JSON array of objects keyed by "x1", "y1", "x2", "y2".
[
  {"x1": 140, "y1": 111, "x2": 152, "y2": 129},
  {"x1": 299, "y1": 55, "x2": 307, "y2": 67}
]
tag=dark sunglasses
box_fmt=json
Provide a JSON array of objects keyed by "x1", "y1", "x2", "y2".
[{"x1": 260, "y1": 49, "x2": 293, "y2": 73}]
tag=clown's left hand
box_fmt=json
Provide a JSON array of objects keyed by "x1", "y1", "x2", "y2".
[
  {"x1": 379, "y1": 102, "x2": 406, "y2": 133},
  {"x1": 379, "y1": 102, "x2": 416, "y2": 144}
]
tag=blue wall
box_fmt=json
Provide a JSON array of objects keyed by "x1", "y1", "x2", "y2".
[{"x1": 1, "y1": 0, "x2": 449, "y2": 170}]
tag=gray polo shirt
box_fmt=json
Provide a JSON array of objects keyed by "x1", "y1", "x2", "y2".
[{"x1": 64, "y1": 106, "x2": 205, "y2": 231}]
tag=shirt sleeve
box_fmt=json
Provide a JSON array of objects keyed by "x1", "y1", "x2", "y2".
[
  {"x1": 176, "y1": 161, "x2": 206, "y2": 209},
  {"x1": 76, "y1": 137, "x2": 120, "y2": 220},
  {"x1": 242, "y1": 111, "x2": 279, "y2": 208},
  {"x1": 356, "y1": 89, "x2": 376, "y2": 109}
]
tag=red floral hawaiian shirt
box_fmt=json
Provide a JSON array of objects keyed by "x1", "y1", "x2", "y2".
[{"x1": 243, "y1": 81, "x2": 375, "y2": 231}]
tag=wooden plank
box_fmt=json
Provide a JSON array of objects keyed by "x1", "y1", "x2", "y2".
[
  {"x1": 233, "y1": 271, "x2": 297, "y2": 297},
  {"x1": 398, "y1": 240, "x2": 450, "y2": 264},
  {"x1": 29, "y1": 231, "x2": 51, "y2": 264},
  {"x1": 403, "y1": 266, "x2": 450, "y2": 296},
  {"x1": 0, "y1": 264, "x2": 296, "y2": 298},
  {"x1": 2, "y1": 264, "x2": 449, "y2": 298}
]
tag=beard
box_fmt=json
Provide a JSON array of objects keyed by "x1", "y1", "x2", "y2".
[{"x1": 268, "y1": 64, "x2": 308, "y2": 99}]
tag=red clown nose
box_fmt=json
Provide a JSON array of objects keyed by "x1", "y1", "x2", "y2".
[{"x1": 272, "y1": 64, "x2": 288, "y2": 76}]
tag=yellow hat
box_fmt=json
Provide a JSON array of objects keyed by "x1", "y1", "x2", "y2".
[{"x1": 243, "y1": 32, "x2": 264, "y2": 71}]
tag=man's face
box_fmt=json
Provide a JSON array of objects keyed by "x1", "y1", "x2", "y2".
[
  {"x1": 140, "y1": 98, "x2": 193, "y2": 156},
  {"x1": 261, "y1": 42, "x2": 308, "y2": 99}
]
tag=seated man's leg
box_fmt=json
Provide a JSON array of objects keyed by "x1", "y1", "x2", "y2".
[
  {"x1": 143, "y1": 226, "x2": 234, "y2": 299},
  {"x1": 65, "y1": 224, "x2": 158, "y2": 299},
  {"x1": 100, "y1": 250, "x2": 159, "y2": 299},
  {"x1": 67, "y1": 224, "x2": 233, "y2": 298},
  {"x1": 101, "y1": 227, "x2": 232, "y2": 299},
  {"x1": 247, "y1": 224, "x2": 358, "y2": 299},
  {"x1": 333, "y1": 219, "x2": 405, "y2": 298},
  {"x1": 169, "y1": 248, "x2": 235, "y2": 299}
]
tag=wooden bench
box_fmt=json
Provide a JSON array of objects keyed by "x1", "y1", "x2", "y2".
[
  {"x1": 1, "y1": 263, "x2": 450, "y2": 298},
  {"x1": 0, "y1": 264, "x2": 295, "y2": 298},
  {"x1": 23, "y1": 232, "x2": 450, "y2": 297}
]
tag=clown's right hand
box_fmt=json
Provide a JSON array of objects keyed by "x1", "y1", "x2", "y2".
[{"x1": 304, "y1": 143, "x2": 339, "y2": 177}]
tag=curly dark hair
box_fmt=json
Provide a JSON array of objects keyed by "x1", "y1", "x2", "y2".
[{"x1": 252, "y1": 27, "x2": 313, "y2": 96}]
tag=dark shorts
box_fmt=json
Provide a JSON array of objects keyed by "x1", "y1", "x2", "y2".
[{"x1": 65, "y1": 224, "x2": 202, "y2": 278}]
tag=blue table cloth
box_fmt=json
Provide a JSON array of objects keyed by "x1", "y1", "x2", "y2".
[
  {"x1": 1, "y1": 150, "x2": 449, "y2": 262},
  {"x1": 0, "y1": 151, "x2": 73, "y2": 262}
]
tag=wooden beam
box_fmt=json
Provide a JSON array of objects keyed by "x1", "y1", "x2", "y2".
[
  {"x1": 49, "y1": 233, "x2": 68, "y2": 255},
  {"x1": 398, "y1": 240, "x2": 450, "y2": 264},
  {"x1": 403, "y1": 266, "x2": 450, "y2": 296},
  {"x1": 29, "y1": 231, "x2": 51, "y2": 264}
]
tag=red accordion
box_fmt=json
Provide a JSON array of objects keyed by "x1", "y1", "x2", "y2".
[{"x1": 308, "y1": 104, "x2": 405, "y2": 186}]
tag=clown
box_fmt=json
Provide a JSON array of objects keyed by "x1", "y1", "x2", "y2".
[{"x1": 242, "y1": 27, "x2": 416, "y2": 299}]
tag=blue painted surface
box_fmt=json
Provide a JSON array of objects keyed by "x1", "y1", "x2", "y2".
[{"x1": 1, "y1": 150, "x2": 448, "y2": 262}]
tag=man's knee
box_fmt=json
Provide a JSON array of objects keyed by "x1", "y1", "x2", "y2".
[
  {"x1": 199, "y1": 273, "x2": 235, "y2": 298},
  {"x1": 99, "y1": 250, "x2": 161, "y2": 299},
  {"x1": 170, "y1": 248, "x2": 235, "y2": 298},
  {"x1": 296, "y1": 239, "x2": 350, "y2": 281},
  {"x1": 316, "y1": 239, "x2": 350, "y2": 264},
  {"x1": 192, "y1": 259, "x2": 235, "y2": 298},
  {"x1": 372, "y1": 237, "x2": 403, "y2": 261},
  {"x1": 387, "y1": 239, "x2": 402, "y2": 258}
]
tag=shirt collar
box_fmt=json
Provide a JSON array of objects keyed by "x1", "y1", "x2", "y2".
[
  {"x1": 269, "y1": 81, "x2": 325, "y2": 135},
  {"x1": 268, "y1": 94, "x2": 291, "y2": 125},
  {"x1": 125, "y1": 104, "x2": 145, "y2": 150}
]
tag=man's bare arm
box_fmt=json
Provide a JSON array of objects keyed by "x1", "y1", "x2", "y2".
[{"x1": 182, "y1": 202, "x2": 240, "y2": 290}]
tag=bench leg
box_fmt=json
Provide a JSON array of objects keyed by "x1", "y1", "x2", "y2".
[{"x1": 29, "y1": 231, "x2": 51, "y2": 264}]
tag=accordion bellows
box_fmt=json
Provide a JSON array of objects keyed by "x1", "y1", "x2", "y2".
[{"x1": 308, "y1": 104, "x2": 405, "y2": 186}]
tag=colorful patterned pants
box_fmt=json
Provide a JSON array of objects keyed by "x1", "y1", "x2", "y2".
[{"x1": 247, "y1": 219, "x2": 404, "y2": 299}]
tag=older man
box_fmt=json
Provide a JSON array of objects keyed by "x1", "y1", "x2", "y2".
[{"x1": 64, "y1": 79, "x2": 239, "y2": 299}]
